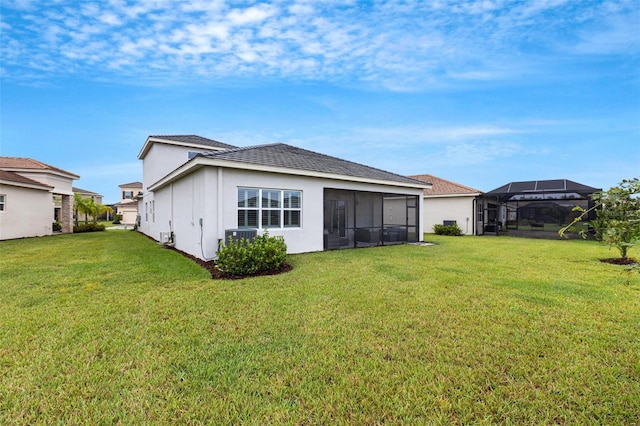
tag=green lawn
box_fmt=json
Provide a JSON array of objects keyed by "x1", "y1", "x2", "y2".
[{"x1": 1, "y1": 231, "x2": 638, "y2": 425}]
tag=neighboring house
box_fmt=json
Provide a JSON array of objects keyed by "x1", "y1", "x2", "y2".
[
  {"x1": 73, "y1": 187, "x2": 104, "y2": 223},
  {"x1": 137, "y1": 135, "x2": 429, "y2": 260},
  {"x1": 477, "y1": 179, "x2": 600, "y2": 236},
  {"x1": 114, "y1": 181, "x2": 142, "y2": 225},
  {"x1": 0, "y1": 157, "x2": 79, "y2": 240},
  {"x1": 410, "y1": 174, "x2": 483, "y2": 235}
]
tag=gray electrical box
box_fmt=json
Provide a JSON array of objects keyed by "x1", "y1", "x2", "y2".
[{"x1": 224, "y1": 229, "x2": 257, "y2": 245}]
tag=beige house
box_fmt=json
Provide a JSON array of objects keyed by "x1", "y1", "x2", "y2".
[
  {"x1": 114, "y1": 181, "x2": 142, "y2": 225},
  {"x1": 0, "y1": 157, "x2": 79, "y2": 240},
  {"x1": 410, "y1": 174, "x2": 483, "y2": 235},
  {"x1": 73, "y1": 187, "x2": 105, "y2": 223}
]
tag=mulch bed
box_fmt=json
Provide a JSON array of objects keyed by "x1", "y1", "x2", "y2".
[
  {"x1": 164, "y1": 245, "x2": 292, "y2": 280},
  {"x1": 599, "y1": 257, "x2": 638, "y2": 266}
]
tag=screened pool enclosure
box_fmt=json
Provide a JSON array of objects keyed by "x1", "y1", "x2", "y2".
[
  {"x1": 324, "y1": 189, "x2": 420, "y2": 249},
  {"x1": 477, "y1": 179, "x2": 600, "y2": 236}
]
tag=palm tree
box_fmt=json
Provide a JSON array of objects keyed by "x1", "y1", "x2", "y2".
[
  {"x1": 91, "y1": 202, "x2": 113, "y2": 224},
  {"x1": 73, "y1": 193, "x2": 90, "y2": 226}
]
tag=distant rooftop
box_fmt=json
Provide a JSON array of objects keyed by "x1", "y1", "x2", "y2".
[
  {"x1": 73, "y1": 187, "x2": 102, "y2": 196},
  {"x1": 119, "y1": 181, "x2": 142, "y2": 188},
  {"x1": 0, "y1": 156, "x2": 79, "y2": 179},
  {"x1": 410, "y1": 174, "x2": 482, "y2": 196}
]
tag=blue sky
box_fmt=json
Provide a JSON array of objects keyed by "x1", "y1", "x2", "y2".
[{"x1": 1, "y1": 0, "x2": 638, "y2": 204}]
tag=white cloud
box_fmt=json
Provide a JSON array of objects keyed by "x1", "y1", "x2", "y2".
[
  {"x1": 1, "y1": 0, "x2": 637, "y2": 88},
  {"x1": 227, "y1": 4, "x2": 277, "y2": 25}
]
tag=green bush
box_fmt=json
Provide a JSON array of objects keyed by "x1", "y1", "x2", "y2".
[
  {"x1": 112, "y1": 214, "x2": 123, "y2": 225},
  {"x1": 73, "y1": 223, "x2": 106, "y2": 233},
  {"x1": 52, "y1": 221, "x2": 62, "y2": 232},
  {"x1": 433, "y1": 224, "x2": 463, "y2": 236},
  {"x1": 216, "y1": 232, "x2": 287, "y2": 276}
]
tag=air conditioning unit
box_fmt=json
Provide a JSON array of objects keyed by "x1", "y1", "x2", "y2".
[
  {"x1": 225, "y1": 229, "x2": 257, "y2": 246},
  {"x1": 159, "y1": 231, "x2": 172, "y2": 244}
]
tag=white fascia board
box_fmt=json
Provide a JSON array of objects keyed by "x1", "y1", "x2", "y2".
[
  {"x1": 424, "y1": 193, "x2": 482, "y2": 199},
  {"x1": 3, "y1": 168, "x2": 79, "y2": 181},
  {"x1": 148, "y1": 157, "x2": 430, "y2": 192},
  {"x1": 0, "y1": 178, "x2": 54, "y2": 192},
  {"x1": 138, "y1": 136, "x2": 228, "y2": 159}
]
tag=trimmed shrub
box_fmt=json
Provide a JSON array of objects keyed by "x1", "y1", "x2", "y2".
[
  {"x1": 73, "y1": 223, "x2": 106, "y2": 233},
  {"x1": 112, "y1": 214, "x2": 123, "y2": 224},
  {"x1": 433, "y1": 224, "x2": 463, "y2": 236},
  {"x1": 216, "y1": 232, "x2": 287, "y2": 276},
  {"x1": 52, "y1": 221, "x2": 62, "y2": 232}
]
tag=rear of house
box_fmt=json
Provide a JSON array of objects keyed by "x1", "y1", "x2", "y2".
[
  {"x1": 410, "y1": 174, "x2": 482, "y2": 235},
  {"x1": 137, "y1": 135, "x2": 429, "y2": 260}
]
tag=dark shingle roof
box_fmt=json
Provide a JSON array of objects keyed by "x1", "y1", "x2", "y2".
[
  {"x1": 199, "y1": 143, "x2": 427, "y2": 186},
  {"x1": 150, "y1": 135, "x2": 238, "y2": 150}
]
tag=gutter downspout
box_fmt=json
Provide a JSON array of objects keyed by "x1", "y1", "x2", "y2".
[{"x1": 217, "y1": 167, "x2": 224, "y2": 251}]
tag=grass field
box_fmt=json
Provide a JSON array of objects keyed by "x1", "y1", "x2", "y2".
[{"x1": 1, "y1": 230, "x2": 638, "y2": 424}]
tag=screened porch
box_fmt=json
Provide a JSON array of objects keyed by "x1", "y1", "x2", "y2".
[{"x1": 323, "y1": 188, "x2": 419, "y2": 250}]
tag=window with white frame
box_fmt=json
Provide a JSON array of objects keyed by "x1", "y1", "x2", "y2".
[
  {"x1": 238, "y1": 188, "x2": 301, "y2": 229},
  {"x1": 0, "y1": 194, "x2": 5, "y2": 211}
]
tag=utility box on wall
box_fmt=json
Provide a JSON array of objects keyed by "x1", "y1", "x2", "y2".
[{"x1": 224, "y1": 229, "x2": 257, "y2": 246}]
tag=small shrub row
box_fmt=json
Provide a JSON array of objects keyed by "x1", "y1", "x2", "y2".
[
  {"x1": 433, "y1": 224, "x2": 463, "y2": 236},
  {"x1": 73, "y1": 223, "x2": 106, "y2": 233},
  {"x1": 216, "y1": 232, "x2": 287, "y2": 276}
]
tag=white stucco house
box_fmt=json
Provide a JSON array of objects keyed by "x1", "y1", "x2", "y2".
[
  {"x1": 0, "y1": 157, "x2": 79, "y2": 240},
  {"x1": 114, "y1": 181, "x2": 142, "y2": 225},
  {"x1": 137, "y1": 135, "x2": 429, "y2": 260},
  {"x1": 410, "y1": 174, "x2": 483, "y2": 236}
]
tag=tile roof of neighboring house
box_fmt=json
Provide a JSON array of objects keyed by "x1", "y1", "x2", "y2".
[
  {"x1": 199, "y1": 143, "x2": 427, "y2": 186},
  {"x1": 73, "y1": 187, "x2": 102, "y2": 196},
  {"x1": 0, "y1": 156, "x2": 79, "y2": 179},
  {"x1": 410, "y1": 174, "x2": 483, "y2": 196},
  {"x1": 0, "y1": 169, "x2": 54, "y2": 190},
  {"x1": 119, "y1": 181, "x2": 143, "y2": 188}
]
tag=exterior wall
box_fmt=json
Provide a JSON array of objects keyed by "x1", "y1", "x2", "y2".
[
  {"x1": 140, "y1": 166, "x2": 424, "y2": 260},
  {"x1": 18, "y1": 172, "x2": 75, "y2": 234},
  {"x1": 423, "y1": 195, "x2": 476, "y2": 235},
  {"x1": 19, "y1": 172, "x2": 74, "y2": 195},
  {"x1": 142, "y1": 143, "x2": 211, "y2": 191},
  {"x1": 0, "y1": 184, "x2": 53, "y2": 240}
]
